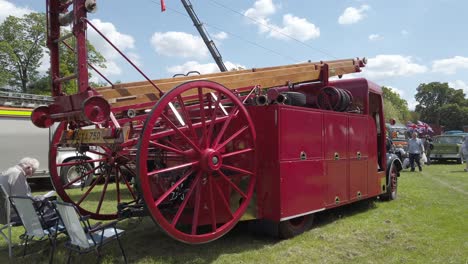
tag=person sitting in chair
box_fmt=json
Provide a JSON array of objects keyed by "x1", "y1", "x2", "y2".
[{"x1": 0, "y1": 157, "x2": 55, "y2": 224}]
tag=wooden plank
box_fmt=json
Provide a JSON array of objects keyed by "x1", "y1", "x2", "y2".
[
  {"x1": 98, "y1": 58, "x2": 365, "y2": 108},
  {"x1": 98, "y1": 58, "x2": 363, "y2": 92}
]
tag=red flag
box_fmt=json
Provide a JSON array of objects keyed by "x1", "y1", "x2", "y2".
[{"x1": 161, "y1": 0, "x2": 166, "y2": 12}]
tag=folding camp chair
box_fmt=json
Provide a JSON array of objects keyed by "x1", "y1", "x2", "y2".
[
  {"x1": 9, "y1": 195, "x2": 64, "y2": 263},
  {"x1": 53, "y1": 201, "x2": 127, "y2": 263},
  {"x1": 0, "y1": 185, "x2": 21, "y2": 259}
]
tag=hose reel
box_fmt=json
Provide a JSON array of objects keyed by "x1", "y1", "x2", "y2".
[{"x1": 317, "y1": 86, "x2": 353, "y2": 112}]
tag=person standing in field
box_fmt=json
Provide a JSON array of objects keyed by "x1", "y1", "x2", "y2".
[
  {"x1": 462, "y1": 136, "x2": 468, "y2": 172},
  {"x1": 408, "y1": 132, "x2": 424, "y2": 172}
]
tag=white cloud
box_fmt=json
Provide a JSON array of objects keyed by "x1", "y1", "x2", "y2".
[
  {"x1": 362, "y1": 55, "x2": 428, "y2": 80},
  {"x1": 449, "y1": 80, "x2": 468, "y2": 95},
  {"x1": 401, "y1": 30, "x2": 409, "y2": 36},
  {"x1": 268, "y1": 14, "x2": 320, "y2": 41},
  {"x1": 88, "y1": 19, "x2": 135, "y2": 59},
  {"x1": 338, "y1": 5, "x2": 370, "y2": 25},
  {"x1": 86, "y1": 19, "x2": 138, "y2": 80},
  {"x1": 151, "y1": 32, "x2": 208, "y2": 58},
  {"x1": 213, "y1": 31, "x2": 228, "y2": 41},
  {"x1": 432, "y1": 56, "x2": 468, "y2": 75},
  {"x1": 244, "y1": 0, "x2": 276, "y2": 18},
  {"x1": 386, "y1": 85, "x2": 405, "y2": 97},
  {"x1": 0, "y1": 0, "x2": 33, "y2": 23},
  {"x1": 368, "y1": 34, "x2": 383, "y2": 41},
  {"x1": 244, "y1": 1, "x2": 320, "y2": 41},
  {"x1": 167, "y1": 61, "x2": 246, "y2": 75},
  {"x1": 407, "y1": 98, "x2": 418, "y2": 111}
]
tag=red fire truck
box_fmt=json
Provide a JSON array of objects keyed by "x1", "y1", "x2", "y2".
[{"x1": 29, "y1": 0, "x2": 402, "y2": 244}]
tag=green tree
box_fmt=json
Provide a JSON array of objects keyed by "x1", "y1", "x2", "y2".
[
  {"x1": 382, "y1": 86, "x2": 410, "y2": 123},
  {"x1": 415, "y1": 82, "x2": 467, "y2": 126},
  {"x1": 1, "y1": 13, "x2": 107, "y2": 95},
  {"x1": 0, "y1": 13, "x2": 46, "y2": 92},
  {"x1": 438, "y1": 104, "x2": 468, "y2": 130}
]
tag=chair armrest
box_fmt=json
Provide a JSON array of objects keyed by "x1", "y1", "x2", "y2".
[
  {"x1": 89, "y1": 220, "x2": 119, "y2": 233},
  {"x1": 80, "y1": 215, "x2": 91, "y2": 221}
]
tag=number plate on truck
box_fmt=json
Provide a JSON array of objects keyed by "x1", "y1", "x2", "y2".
[{"x1": 61, "y1": 127, "x2": 130, "y2": 144}]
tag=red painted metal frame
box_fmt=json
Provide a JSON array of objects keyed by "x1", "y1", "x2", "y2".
[
  {"x1": 40, "y1": 0, "x2": 388, "y2": 244},
  {"x1": 249, "y1": 78, "x2": 385, "y2": 222},
  {"x1": 137, "y1": 80, "x2": 257, "y2": 244},
  {"x1": 49, "y1": 122, "x2": 138, "y2": 220}
]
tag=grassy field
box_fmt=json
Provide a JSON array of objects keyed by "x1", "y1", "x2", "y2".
[{"x1": 1, "y1": 163, "x2": 467, "y2": 263}]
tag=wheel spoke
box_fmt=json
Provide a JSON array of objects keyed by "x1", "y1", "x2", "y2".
[
  {"x1": 221, "y1": 164, "x2": 254, "y2": 176},
  {"x1": 212, "y1": 106, "x2": 239, "y2": 148},
  {"x1": 213, "y1": 178, "x2": 234, "y2": 219},
  {"x1": 177, "y1": 95, "x2": 198, "y2": 141},
  {"x1": 149, "y1": 114, "x2": 231, "y2": 141},
  {"x1": 170, "y1": 171, "x2": 202, "y2": 227},
  {"x1": 222, "y1": 148, "x2": 254, "y2": 159},
  {"x1": 206, "y1": 92, "x2": 223, "y2": 148},
  {"x1": 216, "y1": 126, "x2": 249, "y2": 151},
  {"x1": 154, "y1": 168, "x2": 194, "y2": 207},
  {"x1": 149, "y1": 140, "x2": 187, "y2": 156},
  {"x1": 120, "y1": 165, "x2": 137, "y2": 200},
  {"x1": 76, "y1": 173, "x2": 105, "y2": 205},
  {"x1": 217, "y1": 170, "x2": 247, "y2": 199},
  {"x1": 197, "y1": 87, "x2": 208, "y2": 148},
  {"x1": 96, "y1": 168, "x2": 111, "y2": 214},
  {"x1": 161, "y1": 113, "x2": 201, "y2": 153},
  {"x1": 208, "y1": 174, "x2": 217, "y2": 232},
  {"x1": 116, "y1": 167, "x2": 121, "y2": 204},
  {"x1": 148, "y1": 161, "x2": 198, "y2": 177},
  {"x1": 63, "y1": 164, "x2": 102, "y2": 189},
  {"x1": 191, "y1": 178, "x2": 202, "y2": 235}
]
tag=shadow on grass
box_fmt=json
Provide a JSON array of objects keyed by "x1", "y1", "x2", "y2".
[
  {"x1": 313, "y1": 198, "x2": 378, "y2": 228},
  {"x1": 0, "y1": 199, "x2": 379, "y2": 263},
  {"x1": 117, "y1": 199, "x2": 379, "y2": 263},
  {"x1": 116, "y1": 217, "x2": 278, "y2": 263}
]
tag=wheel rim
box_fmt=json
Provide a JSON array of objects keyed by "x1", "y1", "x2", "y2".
[
  {"x1": 137, "y1": 80, "x2": 256, "y2": 244},
  {"x1": 66, "y1": 164, "x2": 91, "y2": 188},
  {"x1": 50, "y1": 122, "x2": 138, "y2": 220}
]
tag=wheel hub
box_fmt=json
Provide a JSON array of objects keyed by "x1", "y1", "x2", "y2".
[{"x1": 200, "y1": 149, "x2": 222, "y2": 172}]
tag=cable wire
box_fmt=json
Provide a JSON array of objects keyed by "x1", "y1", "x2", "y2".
[
  {"x1": 207, "y1": 0, "x2": 337, "y2": 59},
  {"x1": 148, "y1": 0, "x2": 300, "y2": 63}
]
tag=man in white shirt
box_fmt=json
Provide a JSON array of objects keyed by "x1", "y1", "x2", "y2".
[
  {"x1": 0, "y1": 157, "x2": 39, "y2": 197},
  {"x1": 0, "y1": 157, "x2": 54, "y2": 223},
  {"x1": 407, "y1": 132, "x2": 425, "y2": 172}
]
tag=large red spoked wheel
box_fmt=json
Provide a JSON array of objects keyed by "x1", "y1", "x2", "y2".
[
  {"x1": 137, "y1": 80, "x2": 256, "y2": 244},
  {"x1": 50, "y1": 122, "x2": 138, "y2": 220}
]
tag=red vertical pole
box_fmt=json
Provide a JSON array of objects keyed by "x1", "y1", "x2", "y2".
[
  {"x1": 74, "y1": 0, "x2": 89, "y2": 93},
  {"x1": 47, "y1": 0, "x2": 62, "y2": 96}
]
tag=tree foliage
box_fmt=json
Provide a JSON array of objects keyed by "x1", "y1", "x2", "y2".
[
  {"x1": 0, "y1": 13, "x2": 106, "y2": 95},
  {"x1": 382, "y1": 86, "x2": 410, "y2": 123},
  {"x1": 415, "y1": 82, "x2": 468, "y2": 129},
  {"x1": 0, "y1": 13, "x2": 46, "y2": 92}
]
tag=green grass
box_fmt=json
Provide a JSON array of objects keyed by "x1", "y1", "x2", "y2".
[{"x1": 1, "y1": 163, "x2": 467, "y2": 263}]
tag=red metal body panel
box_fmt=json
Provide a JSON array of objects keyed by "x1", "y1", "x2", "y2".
[
  {"x1": 248, "y1": 78, "x2": 385, "y2": 222},
  {"x1": 348, "y1": 115, "x2": 369, "y2": 200}
]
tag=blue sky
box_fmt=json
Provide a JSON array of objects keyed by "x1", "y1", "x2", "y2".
[{"x1": 3, "y1": 0, "x2": 468, "y2": 109}]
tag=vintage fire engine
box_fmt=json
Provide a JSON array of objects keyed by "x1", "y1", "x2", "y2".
[{"x1": 31, "y1": 0, "x2": 402, "y2": 244}]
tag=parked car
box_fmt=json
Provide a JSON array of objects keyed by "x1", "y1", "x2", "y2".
[
  {"x1": 430, "y1": 134, "x2": 466, "y2": 163},
  {"x1": 443, "y1": 130, "x2": 464, "y2": 135}
]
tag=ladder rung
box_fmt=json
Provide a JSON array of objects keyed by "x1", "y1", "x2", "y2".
[
  {"x1": 54, "y1": 74, "x2": 78, "y2": 84},
  {"x1": 54, "y1": 33, "x2": 74, "y2": 43}
]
